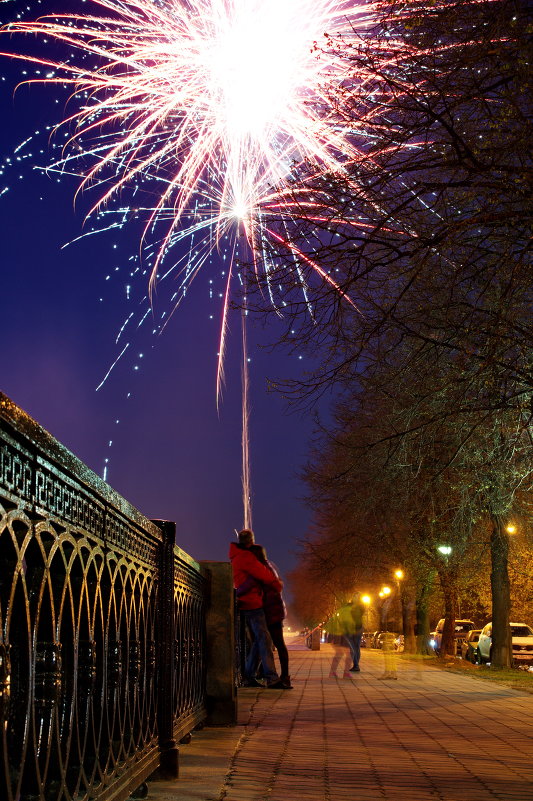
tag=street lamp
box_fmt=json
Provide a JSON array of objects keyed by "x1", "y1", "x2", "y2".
[
  {"x1": 394, "y1": 569, "x2": 404, "y2": 635},
  {"x1": 506, "y1": 524, "x2": 516, "y2": 535},
  {"x1": 437, "y1": 545, "x2": 452, "y2": 556},
  {"x1": 361, "y1": 594, "x2": 371, "y2": 635},
  {"x1": 379, "y1": 586, "x2": 391, "y2": 631}
]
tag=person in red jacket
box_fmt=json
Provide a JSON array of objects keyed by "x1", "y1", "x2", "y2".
[
  {"x1": 229, "y1": 529, "x2": 285, "y2": 688},
  {"x1": 236, "y1": 545, "x2": 292, "y2": 689}
]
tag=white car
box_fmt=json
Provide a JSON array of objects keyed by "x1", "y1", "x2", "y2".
[{"x1": 477, "y1": 622, "x2": 533, "y2": 665}]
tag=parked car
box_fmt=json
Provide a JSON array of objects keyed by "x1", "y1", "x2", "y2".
[
  {"x1": 477, "y1": 622, "x2": 533, "y2": 665},
  {"x1": 431, "y1": 619, "x2": 475, "y2": 655},
  {"x1": 376, "y1": 631, "x2": 399, "y2": 650},
  {"x1": 460, "y1": 629, "x2": 482, "y2": 662}
]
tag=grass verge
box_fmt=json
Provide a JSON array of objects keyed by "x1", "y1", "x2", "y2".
[{"x1": 399, "y1": 652, "x2": 533, "y2": 694}]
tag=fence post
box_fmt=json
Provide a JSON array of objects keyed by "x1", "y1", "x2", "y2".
[
  {"x1": 153, "y1": 519, "x2": 180, "y2": 779},
  {"x1": 199, "y1": 562, "x2": 237, "y2": 725}
]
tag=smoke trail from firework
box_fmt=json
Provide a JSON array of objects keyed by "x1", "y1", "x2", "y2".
[{"x1": 241, "y1": 302, "x2": 252, "y2": 531}]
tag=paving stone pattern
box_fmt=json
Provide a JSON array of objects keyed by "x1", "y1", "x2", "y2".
[{"x1": 146, "y1": 643, "x2": 533, "y2": 801}]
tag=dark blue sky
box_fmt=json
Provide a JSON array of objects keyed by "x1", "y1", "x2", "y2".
[{"x1": 0, "y1": 0, "x2": 329, "y2": 580}]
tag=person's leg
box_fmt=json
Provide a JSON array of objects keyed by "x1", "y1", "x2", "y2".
[
  {"x1": 268, "y1": 621, "x2": 289, "y2": 680},
  {"x1": 344, "y1": 633, "x2": 356, "y2": 663},
  {"x1": 244, "y1": 609, "x2": 278, "y2": 684},
  {"x1": 243, "y1": 627, "x2": 261, "y2": 684},
  {"x1": 350, "y1": 631, "x2": 362, "y2": 670},
  {"x1": 329, "y1": 640, "x2": 343, "y2": 676},
  {"x1": 342, "y1": 647, "x2": 352, "y2": 677}
]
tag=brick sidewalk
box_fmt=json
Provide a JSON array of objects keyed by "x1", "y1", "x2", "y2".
[{"x1": 146, "y1": 641, "x2": 533, "y2": 801}]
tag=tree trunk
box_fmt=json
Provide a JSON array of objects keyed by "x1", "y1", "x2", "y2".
[
  {"x1": 415, "y1": 579, "x2": 433, "y2": 655},
  {"x1": 490, "y1": 513, "x2": 512, "y2": 668},
  {"x1": 380, "y1": 597, "x2": 392, "y2": 631},
  {"x1": 402, "y1": 592, "x2": 416, "y2": 654},
  {"x1": 439, "y1": 570, "x2": 458, "y2": 657}
]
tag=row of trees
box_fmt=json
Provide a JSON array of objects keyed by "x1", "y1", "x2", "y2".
[
  {"x1": 251, "y1": 0, "x2": 533, "y2": 665},
  {"x1": 287, "y1": 402, "x2": 533, "y2": 655}
]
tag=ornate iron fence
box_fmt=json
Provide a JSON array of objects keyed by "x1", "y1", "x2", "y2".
[
  {"x1": 0, "y1": 393, "x2": 207, "y2": 801},
  {"x1": 234, "y1": 608, "x2": 248, "y2": 687}
]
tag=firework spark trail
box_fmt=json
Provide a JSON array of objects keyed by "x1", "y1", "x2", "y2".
[{"x1": 241, "y1": 289, "x2": 252, "y2": 531}]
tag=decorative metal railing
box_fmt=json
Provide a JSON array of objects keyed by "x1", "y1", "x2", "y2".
[
  {"x1": 235, "y1": 608, "x2": 248, "y2": 686},
  {"x1": 0, "y1": 393, "x2": 207, "y2": 801}
]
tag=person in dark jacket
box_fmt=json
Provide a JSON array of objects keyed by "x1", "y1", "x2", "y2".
[
  {"x1": 236, "y1": 545, "x2": 292, "y2": 689},
  {"x1": 229, "y1": 529, "x2": 285, "y2": 688}
]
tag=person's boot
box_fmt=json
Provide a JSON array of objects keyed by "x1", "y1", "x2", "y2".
[
  {"x1": 280, "y1": 675, "x2": 293, "y2": 689},
  {"x1": 243, "y1": 677, "x2": 264, "y2": 687},
  {"x1": 266, "y1": 679, "x2": 286, "y2": 689}
]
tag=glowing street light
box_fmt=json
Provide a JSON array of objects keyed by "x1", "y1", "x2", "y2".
[
  {"x1": 506, "y1": 524, "x2": 516, "y2": 535},
  {"x1": 437, "y1": 545, "x2": 452, "y2": 556},
  {"x1": 360, "y1": 594, "x2": 372, "y2": 632},
  {"x1": 379, "y1": 586, "x2": 392, "y2": 631},
  {"x1": 394, "y1": 569, "x2": 404, "y2": 635}
]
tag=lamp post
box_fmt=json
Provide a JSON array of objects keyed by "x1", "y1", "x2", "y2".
[
  {"x1": 436, "y1": 544, "x2": 456, "y2": 652},
  {"x1": 361, "y1": 594, "x2": 371, "y2": 636},
  {"x1": 379, "y1": 586, "x2": 391, "y2": 632},
  {"x1": 394, "y1": 569, "x2": 404, "y2": 635}
]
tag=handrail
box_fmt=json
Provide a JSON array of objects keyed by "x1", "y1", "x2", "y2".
[{"x1": 0, "y1": 392, "x2": 207, "y2": 801}]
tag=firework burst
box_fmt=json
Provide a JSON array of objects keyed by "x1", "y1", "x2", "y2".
[
  {"x1": 2, "y1": 0, "x2": 375, "y2": 262},
  {"x1": 1, "y1": 0, "x2": 403, "y2": 522}
]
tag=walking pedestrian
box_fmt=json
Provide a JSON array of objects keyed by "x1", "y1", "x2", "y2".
[
  {"x1": 338, "y1": 596, "x2": 364, "y2": 672},
  {"x1": 378, "y1": 594, "x2": 398, "y2": 680}
]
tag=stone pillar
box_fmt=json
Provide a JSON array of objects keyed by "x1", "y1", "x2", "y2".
[{"x1": 199, "y1": 562, "x2": 237, "y2": 726}]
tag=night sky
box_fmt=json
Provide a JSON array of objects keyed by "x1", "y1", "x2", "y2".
[{"x1": 0, "y1": 0, "x2": 329, "y2": 582}]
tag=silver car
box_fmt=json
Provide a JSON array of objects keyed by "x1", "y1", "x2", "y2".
[{"x1": 460, "y1": 629, "x2": 481, "y2": 662}]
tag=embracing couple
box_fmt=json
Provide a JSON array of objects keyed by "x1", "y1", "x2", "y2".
[{"x1": 229, "y1": 528, "x2": 292, "y2": 689}]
